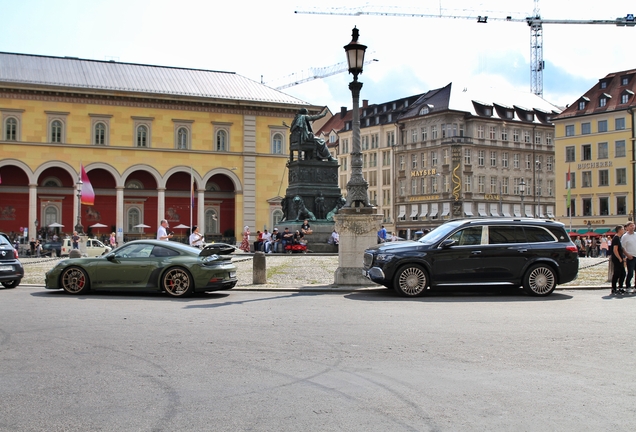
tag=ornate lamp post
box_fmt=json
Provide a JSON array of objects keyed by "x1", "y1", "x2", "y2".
[
  {"x1": 75, "y1": 176, "x2": 84, "y2": 234},
  {"x1": 343, "y1": 27, "x2": 371, "y2": 208},
  {"x1": 519, "y1": 179, "x2": 526, "y2": 217}
]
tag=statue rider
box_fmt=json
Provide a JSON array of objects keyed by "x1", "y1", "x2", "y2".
[{"x1": 290, "y1": 108, "x2": 336, "y2": 162}]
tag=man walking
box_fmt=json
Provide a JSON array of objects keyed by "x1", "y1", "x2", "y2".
[
  {"x1": 378, "y1": 225, "x2": 387, "y2": 243},
  {"x1": 621, "y1": 221, "x2": 636, "y2": 291},
  {"x1": 157, "y1": 219, "x2": 173, "y2": 241}
]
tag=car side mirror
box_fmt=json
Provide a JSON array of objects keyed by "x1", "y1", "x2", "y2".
[
  {"x1": 106, "y1": 253, "x2": 116, "y2": 261},
  {"x1": 440, "y1": 239, "x2": 456, "y2": 248}
]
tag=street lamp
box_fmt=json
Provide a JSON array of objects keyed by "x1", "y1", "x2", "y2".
[
  {"x1": 519, "y1": 179, "x2": 526, "y2": 217},
  {"x1": 343, "y1": 27, "x2": 371, "y2": 208},
  {"x1": 75, "y1": 176, "x2": 84, "y2": 234},
  {"x1": 587, "y1": 220, "x2": 592, "y2": 232}
]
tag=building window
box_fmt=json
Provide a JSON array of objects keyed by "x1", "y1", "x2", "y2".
[
  {"x1": 546, "y1": 133, "x2": 553, "y2": 146},
  {"x1": 547, "y1": 180, "x2": 553, "y2": 197},
  {"x1": 565, "y1": 146, "x2": 575, "y2": 162},
  {"x1": 599, "y1": 197, "x2": 609, "y2": 215},
  {"x1": 431, "y1": 151, "x2": 437, "y2": 166},
  {"x1": 502, "y1": 152, "x2": 508, "y2": 168},
  {"x1": 565, "y1": 125, "x2": 575, "y2": 136},
  {"x1": 216, "y1": 129, "x2": 227, "y2": 151},
  {"x1": 206, "y1": 209, "x2": 219, "y2": 234},
  {"x1": 578, "y1": 100, "x2": 586, "y2": 110},
  {"x1": 581, "y1": 122, "x2": 591, "y2": 134},
  {"x1": 582, "y1": 198, "x2": 592, "y2": 216},
  {"x1": 490, "y1": 177, "x2": 497, "y2": 194},
  {"x1": 599, "y1": 170, "x2": 609, "y2": 186},
  {"x1": 582, "y1": 171, "x2": 592, "y2": 188},
  {"x1": 411, "y1": 179, "x2": 418, "y2": 195},
  {"x1": 371, "y1": 133, "x2": 378, "y2": 148},
  {"x1": 617, "y1": 196, "x2": 627, "y2": 215},
  {"x1": 431, "y1": 126, "x2": 438, "y2": 139},
  {"x1": 51, "y1": 120, "x2": 63, "y2": 143},
  {"x1": 443, "y1": 149, "x2": 449, "y2": 165},
  {"x1": 411, "y1": 154, "x2": 418, "y2": 169},
  {"x1": 616, "y1": 118, "x2": 626, "y2": 130},
  {"x1": 4, "y1": 117, "x2": 17, "y2": 141},
  {"x1": 478, "y1": 150, "x2": 485, "y2": 166},
  {"x1": 582, "y1": 144, "x2": 591, "y2": 161},
  {"x1": 412, "y1": 129, "x2": 417, "y2": 143},
  {"x1": 621, "y1": 93, "x2": 630, "y2": 104},
  {"x1": 94, "y1": 122, "x2": 106, "y2": 145},
  {"x1": 489, "y1": 126, "x2": 496, "y2": 139},
  {"x1": 523, "y1": 131, "x2": 531, "y2": 143},
  {"x1": 399, "y1": 155, "x2": 405, "y2": 170},
  {"x1": 127, "y1": 207, "x2": 141, "y2": 232},
  {"x1": 525, "y1": 154, "x2": 531, "y2": 169},
  {"x1": 513, "y1": 153, "x2": 520, "y2": 169},
  {"x1": 420, "y1": 177, "x2": 427, "y2": 194},
  {"x1": 431, "y1": 176, "x2": 438, "y2": 193},
  {"x1": 421, "y1": 127, "x2": 427, "y2": 141},
  {"x1": 477, "y1": 125, "x2": 485, "y2": 139},
  {"x1": 464, "y1": 175, "x2": 472, "y2": 193},
  {"x1": 478, "y1": 175, "x2": 485, "y2": 193},
  {"x1": 616, "y1": 168, "x2": 627, "y2": 185},
  {"x1": 272, "y1": 132, "x2": 283, "y2": 154},
  {"x1": 501, "y1": 128, "x2": 508, "y2": 141},
  {"x1": 136, "y1": 125, "x2": 148, "y2": 147},
  {"x1": 598, "y1": 120, "x2": 608, "y2": 132},
  {"x1": 502, "y1": 177, "x2": 509, "y2": 194},
  {"x1": 616, "y1": 140, "x2": 626, "y2": 157},
  {"x1": 546, "y1": 156, "x2": 553, "y2": 171},
  {"x1": 599, "y1": 97, "x2": 607, "y2": 107},
  {"x1": 490, "y1": 151, "x2": 497, "y2": 167},
  {"x1": 598, "y1": 142, "x2": 608, "y2": 159},
  {"x1": 569, "y1": 172, "x2": 576, "y2": 189},
  {"x1": 464, "y1": 149, "x2": 471, "y2": 165},
  {"x1": 513, "y1": 129, "x2": 520, "y2": 142},
  {"x1": 342, "y1": 138, "x2": 349, "y2": 153},
  {"x1": 176, "y1": 127, "x2": 189, "y2": 149},
  {"x1": 387, "y1": 131, "x2": 395, "y2": 146},
  {"x1": 535, "y1": 132, "x2": 541, "y2": 145}
]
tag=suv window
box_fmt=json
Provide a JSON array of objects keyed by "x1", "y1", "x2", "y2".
[
  {"x1": 524, "y1": 226, "x2": 556, "y2": 243},
  {"x1": 448, "y1": 226, "x2": 482, "y2": 245},
  {"x1": 488, "y1": 226, "x2": 526, "y2": 244}
]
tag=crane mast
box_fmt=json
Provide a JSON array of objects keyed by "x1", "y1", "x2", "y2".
[
  {"x1": 295, "y1": 1, "x2": 635, "y2": 97},
  {"x1": 264, "y1": 58, "x2": 377, "y2": 90}
]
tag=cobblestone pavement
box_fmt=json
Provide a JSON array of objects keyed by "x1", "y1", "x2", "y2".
[{"x1": 18, "y1": 254, "x2": 611, "y2": 289}]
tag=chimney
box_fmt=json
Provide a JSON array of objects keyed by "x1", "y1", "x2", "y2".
[
  {"x1": 362, "y1": 99, "x2": 369, "y2": 108},
  {"x1": 340, "y1": 106, "x2": 347, "y2": 118}
]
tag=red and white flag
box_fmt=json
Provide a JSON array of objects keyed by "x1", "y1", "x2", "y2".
[{"x1": 80, "y1": 164, "x2": 95, "y2": 205}]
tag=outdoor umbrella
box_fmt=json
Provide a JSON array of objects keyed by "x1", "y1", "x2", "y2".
[
  {"x1": 133, "y1": 224, "x2": 151, "y2": 228},
  {"x1": 89, "y1": 223, "x2": 108, "y2": 235},
  {"x1": 173, "y1": 224, "x2": 190, "y2": 229},
  {"x1": 48, "y1": 223, "x2": 64, "y2": 228}
]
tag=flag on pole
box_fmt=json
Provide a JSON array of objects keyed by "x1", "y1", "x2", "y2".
[
  {"x1": 566, "y1": 165, "x2": 571, "y2": 208},
  {"x1": 80, "y1": 164, "x2": 95, "y2": 205}
]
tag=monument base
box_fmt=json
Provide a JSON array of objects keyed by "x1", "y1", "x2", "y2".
[{"x1": 333, "y1": 207, "x2": 383, "y2": 286}]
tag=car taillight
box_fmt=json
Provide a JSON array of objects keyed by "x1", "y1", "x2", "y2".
[
  {"x1": 13, "y1": 249, "x2": 19, "y2": 259},
  {"x1": 566, "y1": 245, "x2": 578, "y2": 253}
]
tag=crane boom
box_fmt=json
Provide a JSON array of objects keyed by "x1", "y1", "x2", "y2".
[
  {"x1": 295, "y1": 3, "x2": 635, "y2": 97},
  {"x1": 266, "y1": 58, "x2": 377, "y2": 90}
]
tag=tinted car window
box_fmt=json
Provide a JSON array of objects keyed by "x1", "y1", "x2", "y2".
[
  {"x1": 151, "y1": 246, "x2": 179, "y2": 257},
  {"x1": 0, "y1": 236, "x2": 10, "y2": 246},
  {"x1": 545, "y1": 226, "x2": 569, "y2": 242},
  {"x1": 524, "y1": 226, "x2": 556, "y2": 243},
  {"x1": 488, "y1": 226, "x2": 526, "y2": 244},
  {"x1": 448, "y1": 226, "x2": 482, "y2": 245}
]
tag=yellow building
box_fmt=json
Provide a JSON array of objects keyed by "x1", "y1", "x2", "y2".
[
  {"x1": 0, "y1": 52, "x2": 320, "y2": 244},
  {"x1": 553, "y1": 68, "x2": 636, "y2": 233}
]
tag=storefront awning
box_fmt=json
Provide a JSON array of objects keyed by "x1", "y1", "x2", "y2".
[
  {"x1": 419, "y1": 204, "x2": 428, "y2": 218},
  {"x1": 594, "y1": 228, "x2": 610, "y2": 234},
  {"x1": 397, "y1": 206, "x2": 406, "y2": 218}
]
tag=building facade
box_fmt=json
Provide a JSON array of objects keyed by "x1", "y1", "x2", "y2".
[
  {"x1": 552, "y1": 68, "x2": 636, "y2": 232},
  {"x1": 0, "y1": 52, "x2": 318, "y2": 243}
]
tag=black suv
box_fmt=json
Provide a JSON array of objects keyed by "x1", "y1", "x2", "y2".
[{"x1": 363, "y1": 218, "x2": 579, "y2": 297}]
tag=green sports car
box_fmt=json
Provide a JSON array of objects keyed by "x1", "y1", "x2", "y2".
[{"x1": 45, "y1": 240, "x2": 238, "y2": 297}]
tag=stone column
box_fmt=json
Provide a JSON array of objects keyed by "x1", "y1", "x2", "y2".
[
  {"x1": 198, "y1": 189, "x2": 205, "y2": 230},
  {"x1": 116, "y1": 186, "x2": 124, "y2": 244},
  {"x1": 157, "y1": 188, "x2": 165, "y2": 227},
  {"x1": 333, "y1": 208, "x2": 383, "y2": 285}
]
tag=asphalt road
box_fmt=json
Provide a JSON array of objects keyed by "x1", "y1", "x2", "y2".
[{"x1": 1, "y1": 286, "x2": 635, "y2": 431}]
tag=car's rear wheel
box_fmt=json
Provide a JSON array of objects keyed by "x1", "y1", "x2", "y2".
[
  {"x1": 60, "y1": 267, "x2": 90, "y2": 294},
  {"x1": 393, "y1": 264, "x2": 428, "y2": 297},
  {"x1": 162, "y1": 267, "x2": 193, "y2": 297},
  {"x1": 2, "y1": 280, "x2": 20, "y2": 288},
  {"x1": 523, "y1": 264, "x2": 556, "y2": 296}
]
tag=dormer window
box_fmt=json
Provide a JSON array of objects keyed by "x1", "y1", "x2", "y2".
[
  {"x1": 600, "y1": 80, "x2": 608, "y2": 89},
  {"x1": 621, "y1": 76, "x2": 630, "y2": 86},
  {"x1": 392, "y1": 103, "x2": 396, "y2": 110},
  {"x1": 526, "y1": 113, "x2": 534, "y2": 122},
  {"x1": 578, "y1": 101, "x2": 586, "y2": 110},
  {"x1": 420, "y1": 107, "x2": 429, "y2": 115},
  {"x1": 404, "y1": 100, "x2": 409, "y2": 107},
  {"x1": 506, "y1": 111, "x2": 514, "y2": 119},
  {"x1": 599, "y1": 93, "x2": 611, "y2": 107},
  {"x1": 621, "y1": 90, "x2": 634, "y2": 104},
  {"x1": 484, "y1": 108, "x2": 492, "y2": 116}
]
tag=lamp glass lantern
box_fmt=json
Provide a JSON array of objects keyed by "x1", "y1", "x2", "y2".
[{"x1": 344, "y1": 27, "x2": 367, "y2": 79}]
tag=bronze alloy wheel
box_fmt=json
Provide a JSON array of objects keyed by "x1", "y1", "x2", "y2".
[
  {"x1": 523, "y1": 264, "x2": 556, "y2": 296},
  {"x1": 162, "y1": 267, "x2": 193, "y2": 297},
  {"x1": 60, "y1": 267, "x2": 90, "y2": 294},
  {"x1": 394, "y1": 265, "x2": 428, "y2": 296}
]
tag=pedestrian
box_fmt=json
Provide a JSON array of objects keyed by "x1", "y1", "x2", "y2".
[
  {"x1": 189, "y1": 225, "x2": 204, "y2": 248},
  {"x1": 35, "y1": 239, "x2": 42, "y2": 257},
  {"x1": 253, "y1": 230, "x2": 263, "y2": 252},
  {"x1": 611, "y1": 225, "x2": 627, "y2": 295},
  {"x1": 301, "y1": 219, "x2": 312, "y2": 235},
  {"x1": 72, "y1": 231, "x2": 80, "y2": 249},
  {"x1": 109, "y1": 232, "x2": 117, "y2": 249},
  {"x1": 600, "y1": 236, "x2": 608, "y2": 257},
  {"x1": 29, "y1": 237, "x2": 35, "y2": 256},
  {"x1": 261, "y1": 229, "x2": 271, "y2": 252},
  {"x1": 621, "y1": 221, "x2": 636, "y2": 291},
  {"x1": 267, "y1": 228, "x2": 280, "y2": 253},
  {"x1": 328, "y1": 229, "x2": 339, "y2": 245},
  {"x1": 378, "y1": 225, "x2": 387, "y2": 243},
  {"x1": 239, "y1": 226, "x2": 250, "y2": 252},
  {"x1": 157, "y1": 219, "x2": 173, "y2": 241},
  {"x1": 281, "y1": 227, "x2": 294, "y2": 251}
]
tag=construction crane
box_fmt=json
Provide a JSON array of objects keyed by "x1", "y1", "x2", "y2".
[
  {"x1": 295, "y1": 0, "x2": 635, "y2": 97},
  {"x1": 264, "y1": 57, "x2": 378, "y2": 90}
]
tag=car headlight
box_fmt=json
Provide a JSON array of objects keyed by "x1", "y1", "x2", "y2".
[{"x1": 375, "y1": 253, "x2": 394, "y2": 262}]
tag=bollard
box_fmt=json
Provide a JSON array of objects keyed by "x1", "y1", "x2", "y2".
[{"x1": 253, "y1": 251, "x2": 267, "y2": 284}]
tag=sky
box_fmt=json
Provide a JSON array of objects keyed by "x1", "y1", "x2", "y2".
[{"x1": 1, "y1": 0, "x2": 634, "y2": 111}]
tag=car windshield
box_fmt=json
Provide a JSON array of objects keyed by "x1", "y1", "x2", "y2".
[{"x1": 417, "y1": 220, "x2": 465, "y2": 245}]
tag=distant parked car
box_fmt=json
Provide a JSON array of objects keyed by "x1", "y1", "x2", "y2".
[
  {"x1": 61, "y1": 238, "x2": 111, "y2": 257},
  {"x1": 41, "y1": 241, "x2": 63, "y2": 257},
  {"x1": 0, "y1": 234, "x2": 23, "y2": 288}
]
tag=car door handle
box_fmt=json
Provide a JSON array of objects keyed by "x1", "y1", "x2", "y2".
[
  {"x1": 517, "y1": 249, "x2": 528, "y2": 253},
  {"x1": 471, "y1": 251, "x2": 482, "y2": 255}
]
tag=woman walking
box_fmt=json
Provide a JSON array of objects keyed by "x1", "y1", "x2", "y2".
[
  {"x1": 239, "y1": 226, "x2": 251, "y2": 253},
  {"x1": 611, "y1": 225, "x2": 627, "y2": 295}
]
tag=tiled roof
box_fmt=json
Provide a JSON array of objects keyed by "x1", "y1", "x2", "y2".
[
  {"x1": 401, "y1": 83, "x2": 561, "y2": 123},
  {"x1": 0, "y1": 52, "x2": 308, "y2": 106},
  {"x1": 553, "y1": 68, "x2": 636, "y2": 119}
]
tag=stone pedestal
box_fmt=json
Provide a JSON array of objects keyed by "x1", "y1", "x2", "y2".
[{"x1": 333, "y1": 207, "x2": 383, "y2": 285}]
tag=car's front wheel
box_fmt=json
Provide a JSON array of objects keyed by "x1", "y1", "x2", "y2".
[
  {"x1": 393, "y1": 264, "x2": 428, "y2": 297},
  {"x1": 523, "y1": 264, "x2": 556, "y2": 296},
  {"x1": 1, "y1": 280, "x2": 20, "y2": 288},
  {"x1": 162, "y1": 267, "x2": 193, "y2": 297},
  {"x1": 60, "y1": 267, "x2": 90, "y2": 294}
]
